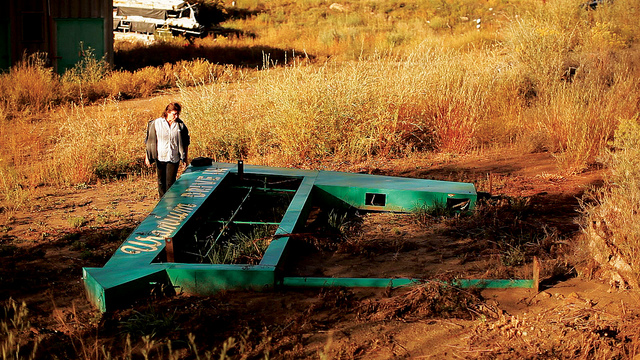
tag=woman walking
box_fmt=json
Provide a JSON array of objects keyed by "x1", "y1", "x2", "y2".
[{"x1": 145, "y1": 102, "x2": 190, "y2": 198}]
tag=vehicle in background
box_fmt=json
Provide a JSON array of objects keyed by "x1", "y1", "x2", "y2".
[{"x1": 113, "y1": 0, "x2": 204, "y2": 37}]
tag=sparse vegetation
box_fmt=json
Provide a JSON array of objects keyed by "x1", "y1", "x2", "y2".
[
  {"x1": 118, "y1": 308, "x2": 180, "y2": 339},
  {"x1": 413, "y1": 201, "x2": 458, "y2": 223},
  {"x1": 67, "y1": 216, "x2": 88, "y2": 228},
  {"x1": 469, "y1": 301, "x2": 640, "y2": 358},
  {"x1": 326, "y1": 209, "x2": 353, "y2": 236},
  {"x1": 206, "y1": 225, "x2": 274, "y2": 264},
  {"x1": 359, "y1": 281, "x2": 484, "y2": 321},
  {"x1": 1, "y1": 298, "x2": 40, "y2": 360}
]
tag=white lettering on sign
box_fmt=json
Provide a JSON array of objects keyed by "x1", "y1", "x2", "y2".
[
  {"x1": 182, "y1": 168, "x2": 226, "y2": 198},
  {"x1": 121, "y1": 203, "x2": 197, "y2": 254},
  {"x1": 120, "y1": 167, "x2": 227, "y2": 255}
]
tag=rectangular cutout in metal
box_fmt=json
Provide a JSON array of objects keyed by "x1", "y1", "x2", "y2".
[
  {"x1": 365, "y1": 193, "x2": 386, "y2": 206},
  {"x1": 447, "y1": 198, "x2": 470, "y2": 211}
]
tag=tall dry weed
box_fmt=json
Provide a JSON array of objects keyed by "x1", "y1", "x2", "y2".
[
  {"x1": 500, "y1": 0, "x2": 640, "y2": 170},
  {"x1": 524, "y1": 82, "x2": 617, "y2": 171},
  {"x1": 47, "y1": 102, "x2": 150, "y2": 185},
  {"x1": 579, "y1": 116, "x2": 640, "y2": 288},
  {"x1": 59, "y1": 46, "x2": 111, "y2": 103},
  {"x1": 503, "y1": 0, "x2": 587, "y2": 85},
  {"x1": 179, "y1": 46, "x2": 526, "y2": 164},
  {"x1": 0, "y1": 53, "x2": 56, "y2": 115},
  {"x1": 1, "y1": 298, "x2": 40, "y2": 359}
]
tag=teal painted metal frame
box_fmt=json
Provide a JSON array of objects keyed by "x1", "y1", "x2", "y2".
[{"x1": 82, "y1": 162, "x2": 524, "y2": 312}]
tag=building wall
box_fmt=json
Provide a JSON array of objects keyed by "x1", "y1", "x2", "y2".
[
  {"x1": 0, "y1": 2, "x2": 11, "y2": 70},
  {"x1": 3, "y1": 0, "x2": 113, "y2": 73},
  {"x1": 52, "y1": 0, "x2": 110, "y2": 18}
]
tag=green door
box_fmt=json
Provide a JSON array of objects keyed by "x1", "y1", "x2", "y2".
[{"x1": 55, "y1": 18, "x2": 104, "y2": 74}]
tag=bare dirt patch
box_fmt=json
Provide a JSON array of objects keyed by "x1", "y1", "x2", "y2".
[{"x1": 2, "y1": 149, "x2": 639, "y2": 359}]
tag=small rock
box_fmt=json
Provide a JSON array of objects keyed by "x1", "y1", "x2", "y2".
[{"x1": 538, "y1": 291, "x2": 551, "y2": 298}]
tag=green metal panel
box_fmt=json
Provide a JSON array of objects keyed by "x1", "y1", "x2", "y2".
[
  {"x1": 0, "y1": 8, "x2": 9, "y2": 71},
  {"x1": 82, "y1": 162, "x2": 486, "y2": 312},
  {"x1": 83, "y1": 167, "x2": 229, "y2": 311},
  {"x1": 82, "y1": 266, "x2": 171, "y2": 312},
  {"x1": 166, "y1": 264, "x2": 276, "y2": 295},
  {"x1": 82, "y1": 269, "x2": 106, "y2": 312},
  {"x1": 282, "y1": 277, "x2": 420, "y2": 288},
  {"x1": 260, "y1": 175, "x2": 317, "y2": 268},
  {"x1": 451, "y1": 279, "x2": 534, "y2": 289},
  {"x1": 313, "y1": 171, "x2": 476, "y2": 212},
  {"x1": 104, "y1": 167, "x2": 229, "y2": 268},
  {"x1": 282, "y1": 277, "x2": 534, "y2": 289},
  {"x1": 55, "y1": 18, "x2": 105, "y2": 74}
]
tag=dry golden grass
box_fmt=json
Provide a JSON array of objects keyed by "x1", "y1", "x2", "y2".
[
  {"x1": 180, "y1": 47, "x2": 525, "y2": 165},
  {"x1": 0, "y1": 53, "x2": 57, "y2": 115},
  {"x1": 0, "y1": 0, "x2": 638, "y2": 218},
  {"x1": 0, "y1": 44, "x2": 243, "y2": 117},
  {"x1": 50, "y1": 101, "x2": 166, "y2": 185},
  {"x1": 221, "y1": 0, "x2": 518, "y2": 60},
  {"x1": 1, "y1": 299, "x2": 39, "y2": 360},
  {"x1": 579, "y1": 116, "x2": 640, "y2": 289}
]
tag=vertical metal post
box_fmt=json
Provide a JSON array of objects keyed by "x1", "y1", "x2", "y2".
[
  {"x1": 533, "y1": 256, "x2": 540, "y2": 292},
  {"x1": 165, "y1": 237, "x2": 174, "y2": 262},
  {"x1": 238, "y1": 160, "x2": 244, "y2": 181}
]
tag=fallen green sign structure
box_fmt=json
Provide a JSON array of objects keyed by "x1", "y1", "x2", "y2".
[{"x1": 83, "y1": 161, "x2": 533, "y2": 312}]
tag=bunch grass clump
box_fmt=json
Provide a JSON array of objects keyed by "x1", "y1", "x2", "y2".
[
  {"x1": 1, "y1": 298, "x2": 40, "y2": 360},
  {"x1": 206, "y1": 225, "x2": 274, "y2": 264},
  {"x1": 579, "y1": 116, "x2": 640, "y2": 288},
  {"x1": 0, "y1": 53, "x2": 57, "y2": 115}
]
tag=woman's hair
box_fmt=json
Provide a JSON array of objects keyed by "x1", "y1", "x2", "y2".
[{"x1": 162, "y1": 102, "x2": 182, "y2": 118}]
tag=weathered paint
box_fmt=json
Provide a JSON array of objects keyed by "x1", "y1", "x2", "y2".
[
  {"x1": 83, "y1": 167, "x2": 229, "y2": 312},
  {"x1": 166, "y1": 264, "x2": 276, "y2": 295},
  {"x1": 82, "y1": 162, "x2": 512, "y2": 313}
]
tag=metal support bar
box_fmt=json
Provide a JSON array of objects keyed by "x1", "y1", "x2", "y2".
[
  {"x1": 203, "y1": 187, "x2": 253, "y2": 259},
  {"x1": 283, "y1": 277, "x2": 418, "y2": 288},
  {"x1": 230, "y1": 186, "x2": 297, "y2": 193},
  {"x1": 282, "y1": 277, "x2": 534, "y2": 289},
  {"x1": 165, "y1": 237, "x2": 174, "y2": 262}
]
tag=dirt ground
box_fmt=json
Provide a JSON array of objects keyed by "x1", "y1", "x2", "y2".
[{"x1": 2, "y1": 145, "x2": 640, "y2": 359}]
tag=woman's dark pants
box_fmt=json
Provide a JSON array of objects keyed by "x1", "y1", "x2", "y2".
[{"x1": 156, "y1": 161, "x2": 179, "y2": 198}]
